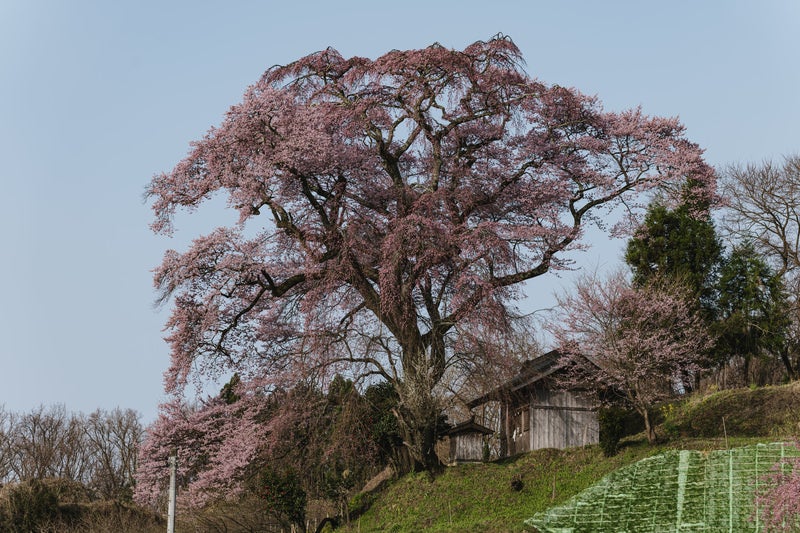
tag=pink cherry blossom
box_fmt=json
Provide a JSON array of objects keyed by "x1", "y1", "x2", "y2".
[{"x1": 145, "y1": 36, "x2": 717, "y2": 472}]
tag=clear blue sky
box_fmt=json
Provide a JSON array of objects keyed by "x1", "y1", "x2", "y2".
[{"x1": 1, "y1": 1, "x2": 798, "y2": 422}]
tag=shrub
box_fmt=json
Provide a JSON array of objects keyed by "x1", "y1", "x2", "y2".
[
  {"x1": 348, "y1": 491, "x2": 373, "y2": 516},
  {"x1": 598, "y1": 407, "x2": 626, "y2": 457},
  {"x1": 259, "y1": 468, "x2": 307, "y2": 531},
  {"x1": 0, "y1": 479, "x2": 60, "y2": 532}
]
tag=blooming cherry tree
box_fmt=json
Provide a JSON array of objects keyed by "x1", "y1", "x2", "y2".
[
  {"x1": 133, "y1": 397, "x2": 264, "y2": 509},
  {"x1": 147, "y1": 36, "x2": 716, "y2": 470},
  {"x1": 548, "y1": 271, "x2": 715, "y2": 443},
  {"x1": 757, "y1": 448, "x2": 800, "y2": 532}
]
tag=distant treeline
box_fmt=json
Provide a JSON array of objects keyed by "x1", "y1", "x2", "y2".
[{"x1": 0, "y1": 404, "x2": 142, "y2": 502}]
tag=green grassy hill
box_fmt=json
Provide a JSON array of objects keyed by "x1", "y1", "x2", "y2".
[{"x1": 341, "y1": 382, "x2": 800, "y2": 533}]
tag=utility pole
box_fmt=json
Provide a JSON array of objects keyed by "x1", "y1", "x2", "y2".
[{"x1": 167, "y1": 452, "x2": 177, "y2": 533}]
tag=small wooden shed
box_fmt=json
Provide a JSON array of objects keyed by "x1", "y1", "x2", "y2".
[
  {"x1": 467, "y1": 350, "x2": 599, "y2": 458},
  {"x1": 443, "y1": 417, "x2": 494, "y2": 464}
]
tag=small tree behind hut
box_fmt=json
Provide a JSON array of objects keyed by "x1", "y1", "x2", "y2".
[{"x1": 548, "y1": 271, "x2": 715, "y2": 443}]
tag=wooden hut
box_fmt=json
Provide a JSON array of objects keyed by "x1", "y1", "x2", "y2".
[
  {"x1": 467, "y1": 350, "x2": 599, "y2": 458},
  {"x1": 443, "y1": 418, "x2": 493, "y2": 464}
]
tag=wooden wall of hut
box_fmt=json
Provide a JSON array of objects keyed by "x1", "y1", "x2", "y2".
[{"x1": 503, "y1": 386, "x2": 598, "y2": 455}]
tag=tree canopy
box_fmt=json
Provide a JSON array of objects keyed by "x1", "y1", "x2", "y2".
[
  {"x1": 625, "y1": 201, "x2": 722, "y2": 309},
  {"x1": 146, "y1": 36, "x2": 716, "y2": 473}
]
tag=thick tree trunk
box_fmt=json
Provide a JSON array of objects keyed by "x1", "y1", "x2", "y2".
[
  {"x1": 394, "y1": 398, "x2": 443, "y2": 473},
  {"x1": 390, "y1": 341, "x2": 446, "y2": 473},
  {"x1": 393, "y1": 368, "x2": 444, "y2": 473}
]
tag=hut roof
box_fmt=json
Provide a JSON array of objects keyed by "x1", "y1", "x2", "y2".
[
  {"x1": 466, "y1": 350, "x2": 563, "y2": 408},
  {"x1": 444, "y1": 418, "x2": 494, "y2": 437}
]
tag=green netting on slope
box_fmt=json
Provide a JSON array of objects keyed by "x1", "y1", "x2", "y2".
[{"x1": 525, "y1": 443, "x2": 798, "y2": 533}]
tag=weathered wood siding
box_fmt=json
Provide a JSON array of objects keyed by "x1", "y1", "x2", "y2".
[
  {"x1": 508, "y1": 404, "x2": 529, "y2": 456},
  {"x1": 529, "y1": 387, "x2": 598, "y2": 450},
  {"x1": 449, "y1": 432, "x2": 485, "y2": 463},
  {"x1": 504, "y1": 385, "x2": 598, "y2": 455}
]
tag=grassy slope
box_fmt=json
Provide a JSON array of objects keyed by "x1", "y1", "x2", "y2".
[
  {"x1": 664, "y1": 381, "x2": 800, "y2": 438},
  {"x1": 343, "y1": 382, "x2": 800, "y2": 533}
]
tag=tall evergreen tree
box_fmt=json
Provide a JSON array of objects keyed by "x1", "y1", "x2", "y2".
[
  {"x1": 714, "y1": 242, "x2": 790, "y2": 383},
  {"x1": 625, "y1": 201, "x2": 722, "y2": 310}
]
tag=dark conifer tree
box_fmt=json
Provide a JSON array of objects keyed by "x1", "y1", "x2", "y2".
[
  {"x1": 625, "y1": 201, "x2": 722, "y2": 312},
  {"x1": 714, "y1": 242, "x2": 790, "y2": 383}
]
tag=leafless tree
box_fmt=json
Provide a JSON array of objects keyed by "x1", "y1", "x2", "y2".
[
  {"x1": 0, "y1": 406, "x2": 15, "y2": 483},
  {"x1": 83, "y1": 408, "x2": 143, "y2": 500},
  {"x1": 721, "y1": 155, "x2": 800, "y2": 379},
  {"x1": 723, "y1": 155, "x2": 800, "y2": 276},
  {"x1": 8, "y1": 405, "x2": 90, "y2": 482},
  {"x1": 1, "y1": 405, "x2": 142, "y2": 499}
]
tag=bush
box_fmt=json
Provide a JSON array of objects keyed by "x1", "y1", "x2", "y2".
[
  {"x1": 75, "y1": 500, "x2": 164, "y2": 532},
  {"x1": 259, "y1": 468, "x2": 307, "y2": 530},
  {"x1": 0, "y1": 479, "x2": 163, "y2": 533},
  {"x1": 0, "y1": 479, "x2": 60, "y2": 532},
  {"x1": 598, "y1": 407, "x2": 626, "y2": 457},
  {"x1": 348, "y1": 491, "x2": 374, "y2": 516}
]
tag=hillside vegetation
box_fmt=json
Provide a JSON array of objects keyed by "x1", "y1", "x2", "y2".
[
  {"x1": 663, "y1": 382, "x2": 800, "y2": 439},
  {"x1": 341, "y1": 382, "x2": 800, "y2": 533}
]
